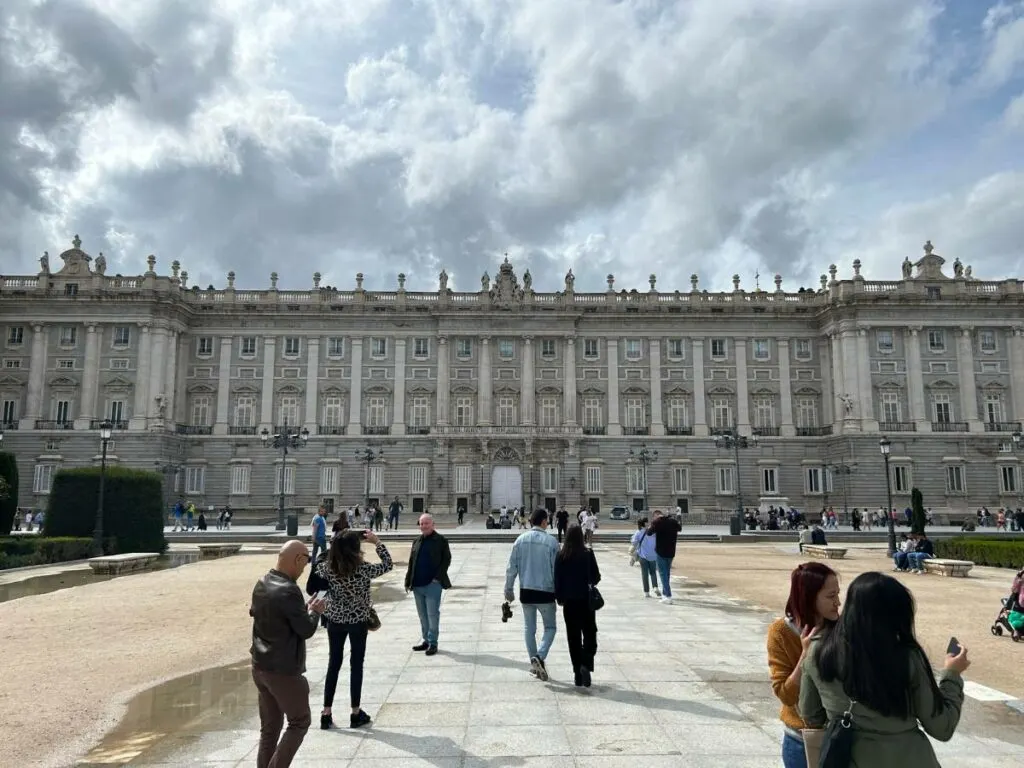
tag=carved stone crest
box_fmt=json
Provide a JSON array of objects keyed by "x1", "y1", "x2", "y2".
[
  {"x1": 488, "y1": 257, "x2": 524, "y2": 308},
  {"x1": 55, "y1": 234, "x2": 93, "y2": 276}
]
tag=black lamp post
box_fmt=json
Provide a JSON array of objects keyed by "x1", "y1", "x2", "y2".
[
  {"x1": 92, "y1": 419, "x2": 113, "y2": 556},
  {"x1": 713, "y1": 425, "x2": 759, "y2": 516},
  {"x1": 261, "y1": 421, "x2": 309, "y2": 531},
  {"x1": 825, "y1": 461, "x2": 858, "y2": 524},
  {"x1": 354, "y1": 446, "x2": 384, "y2": 509},
  {"x1": 528, "y1": 463, "x2": 534, "y2": 510},
  {"x1": 879, "y1": 436, "x2": 897, "y2": 556},
  {"x1": 479, "y1": 463, "x2": 485, "y2": 515},
  {"x1": 628, "y1": 444, "x2": 659, "y2": 510}
]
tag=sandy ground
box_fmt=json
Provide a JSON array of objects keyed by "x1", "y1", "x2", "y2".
[
  {"x1": 0, "y1": 544, "x2": 409, "y2": 768},
  {"x1": 676, "y1": 543, "x2": 1024, "y2": 698}
]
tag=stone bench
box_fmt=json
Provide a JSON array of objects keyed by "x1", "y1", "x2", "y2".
[
  {"x1": 87, "y1": 553, "x2": 161, "y2": 575},
  {"x1": 922, "y1": 558, "x2": 974, "y2": 578},
  {"x1": 803, "y1": 545, "x2": 847, "y2": 560},
  {"x1": 197, "y1": 544, "x2": 243, "y2": 560}
]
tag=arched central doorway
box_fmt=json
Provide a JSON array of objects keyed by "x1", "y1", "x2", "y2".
[{"x1": 490, "y1": 445, "x2": 524, "y2": 509}]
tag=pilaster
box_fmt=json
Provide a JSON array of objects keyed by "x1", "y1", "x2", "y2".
[
  {"x1": 148, "y1": 327, "x2": 168, "y2": 422},
  {"x1": 213, "y1": 335, "x2": 232, "y2": 434},
  {"x1": 75, "y1": 323, "x2": 100, "y2": 429},
  {"x1": 305, "y1": 337, "x2": 320, "y2": 434},
  {"x1": 606, "y1": 338, "x2": 621, "y2": 436},
  {"x1": 436, "y1": 336, "x2": 450, "y2": 426},
  {"x1": 692, "y1": 337, "x2": 707, "y2": 436},
  {"x1": 478, "y1": 337, "x2": 492, "y2": 426},
  {"x1": 904, "y1": 327, "x2": 930, "y2": 432},
  {"x1": 856, "y1": 327, "x2": 878, "y2": 432},
  {"x1": 259, "y1": 337, "x2": 276, "y2": 430},
  {"x1": 957, "y1": 327, "x2": 982, "y2": 432},
  {"x1": 1010, "y1": 328, "x2": 1024, "y2": 423},
  {"x1": 346, "y1": 337, "x2": 363, "y2": 434},
  {"x1": 563, "y1": 337, "x2": 577, "y2": 426},
  {"x1": 649, "y1": 338, "x2": 664, "y2": 435},
  {"x1": 21, "y1": 323, "x2": 47, "y2": 429},
  {"x1": 521, "y1": 336, "x2": 535, "y2": 425},
  {"x1": 777, "y1": 338, "x2": 794, "y2": 437},
  {"x1": 129, "y1": 323, "x2": 151, "y2": 431},
  {"x1": 392, "y1": 338, "x2": 406, "y2": 435},
  {"x1": 734, "y1": 338, "x2": 750, "y2": 435}
]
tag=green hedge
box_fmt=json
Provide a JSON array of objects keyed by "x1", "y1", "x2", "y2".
[
  {"x1": 43, "y1": 466, "x2": 167, "y2": 555},
  {"x1": 934, "y1": 537, "x2": 1024, "y2": 569},
  {"x1": 0, "y1": 452, "x2": 18, "y2": 535},
  {"x1": 0, "y1": 536, "x2": 94, "y2": 570}
]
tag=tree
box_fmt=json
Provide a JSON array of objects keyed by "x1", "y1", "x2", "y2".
[
  {"x1": 0, "y1": 452, "x2": 18, "y2": 535},
  {"x1": 910, "y1": 487, "x2": 927, "y2": 535}
]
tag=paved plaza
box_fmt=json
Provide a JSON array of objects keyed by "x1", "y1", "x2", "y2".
[{"x1": 80, "y1": 542, "x2": 1021, "y2": 767}]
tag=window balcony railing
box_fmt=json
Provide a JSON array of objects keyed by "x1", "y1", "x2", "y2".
[
  {"x1": 623, "y1": 426, "x2": 649, "y2": 436},
  {"x1": 228, "y1": 426, "x2": 257, "y2": 436},
  {"x1": 665, "y1": 426, "x2": 693, "y2": 436},
  {"x1": 317, "y1": 424, "x2": 345, "y2": 435},
  {"x1": 795, "y1": 426, "x2": 833, "y2": 437},
  {"x1": 176, "y1": 424, "x2": 212, "y2": 435},
  {"x1": 35, "y1": 420, "x2": 74, "y2": 430},
  {"x1": 90, "y1": 419, "x2": 128, "y2": 430},
  {"x1": 931, "y1": 421, "x2": 967, "y2": 432},
  {"x1": 408, "y1": 426, "x2": 431, "y2": 435},
  {"x1": 582, "y1": 426, "x2": 606, "y2": 435},
  {"x1": 879, "y1": 421, "x2": 916, "y2": 432},
  {"x1": 1, "y1": 421, "x2": 18, "y2": 431},
  {"x1": 984, "y1": 421, "x2": 1021, "y2": 433},
  {"x1": 362, "y1": 425, "x2": 391, "y2": 435},
  {"x1": 755, "y1": 426, "x2": 780, "y2": 437}
]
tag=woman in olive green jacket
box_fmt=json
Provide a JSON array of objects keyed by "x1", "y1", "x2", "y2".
[{"x1": 799, "y1": 572, "x2": 969, "y2": 767}]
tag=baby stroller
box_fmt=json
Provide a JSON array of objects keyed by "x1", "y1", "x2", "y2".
[{"x1": 991, "y1": 568, "x2": 1024, "y2": 641}]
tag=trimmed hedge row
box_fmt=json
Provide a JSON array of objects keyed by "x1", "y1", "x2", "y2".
[
  {"x1": 934, "y1": 537, "x2": 1024, "y2": 569},
  {"x1": 0, "y1": 536, "x2": 94, "y2": 570}
]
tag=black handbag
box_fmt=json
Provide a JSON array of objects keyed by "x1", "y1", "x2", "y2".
[
  {"x1": 587, "y1": 553, "x2": 605, "y2": 612},
  {"x1": 818, "y1": 700, "x2": 856, "y2": 768}
]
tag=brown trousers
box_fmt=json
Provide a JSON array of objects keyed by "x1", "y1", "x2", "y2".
[{"x1": 251, "y1": 666, "x2": 311, "y2": 768}]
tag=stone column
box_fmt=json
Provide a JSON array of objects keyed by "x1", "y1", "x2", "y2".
[
  {"x1": 436, "y1": 336, "x2": 450, "y2": 425},
  {"x1": 1009, "y1": 328, "x2": 1024, "y2": 423},
  {"x1": 305, "y1": 336, "x2": 320, "y2": 434},
  {"x1": 163, "y1": 330, "x2": 179, "y2": 427},
  {"x1": 735, "y1": 338, "x2": 750, "y2": 434},
  {"x1": 777, "y1": 338, "x2": 794, "y2": 436},
  {"x1": 904, "y1": 327, "x2": 929, "y2": 431},
  {"x1": 856, "y1": 328, "x2": 878, "y2": 431},
  {"x1": 957, "y1": 327, "x2": 982, "y2": 432},
  {"x1": 392, "y1": 338, "x2": 406, "y2": 435},
  {"x1": 649, "y1": 338, "x2": 664, "y2": 435},
  {"x1": 819, "y1": 338, "x2": 834, "y2": 427},
  {"x1": 259, "y1": 337, "x2": 276, "y2": 429},
  {"x1": 148, "y1": 327, "x2": 168, "y2": 421},
  {"x1": 478, "y1": 337, "x2": 492, "y2": 425},
  {"x1": 692, "y1": 337, "x2": 707, "y2": 436},
  {"x1": 829, "y1": 333, "x2": 843, "y2": 430},
  {"x1": 130, "y1": 323, "x2": 152, "y2": 430},
  {"x1": 606, "y1": 338, "x2": 621, "y2": 435},
  {"x1": 347, "y1": 337, "x2": 363, "y2": 434},
  {"x1": 521, "y1": 337, "x2": 535, "y2": 425},
  {"x1": 75, "y1": 323, "x2": 101, "y2": 429},
  {"x1": 563, "y1": 337, "x2": 577, "y2": 426},
  {"x1": 21, "y1": 323, "x2": 47, "y2": 429},
  {"x1": 214, "y1": 335, "x2": 231, "y2": 434},
  {"x1": 174, "y1": 333, "x2": 188, "y2": 424},
  {"x1": 839, "y1": 328, "x2": 861, "y2": 431}
]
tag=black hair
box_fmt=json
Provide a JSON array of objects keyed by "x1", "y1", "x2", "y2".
[
  {"x1": 816, "y1": 572, "x2": 942, "y2": 719},
  {"x1": 328, "y1": 530, "x2": 364, "y2": 579},
  {"x1": 557, "y1": 524, "x2": 587, "y2": 562},
  {"x1": 530, "y1": 508, "x2": 548, "y2": 527}
]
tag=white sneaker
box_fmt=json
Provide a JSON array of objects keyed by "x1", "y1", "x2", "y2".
[
  {"x1": 644, "y1": 592, "x2": 652, "y2": 598},
  {"x1": 660, "y1": 597, "x2": 673, "y2": 605}
]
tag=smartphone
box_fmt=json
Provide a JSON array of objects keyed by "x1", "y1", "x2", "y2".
[
  {"x1": 946, "y1": 636, "x2": 961, "y2": 656},
  {"x1": 316, "y1": 590, "x2": 328, "y2": 602}
]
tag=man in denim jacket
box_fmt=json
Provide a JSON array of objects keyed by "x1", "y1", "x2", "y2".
[{"x1": 505, "y1": 509, "x2": 560, "y2": 680}]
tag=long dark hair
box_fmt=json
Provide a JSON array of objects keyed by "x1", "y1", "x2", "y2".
[
  {"x1": 557, "y1": 524, "x2": 587, "y2": 562},
  {"x1": 817, "y1": 572, "x2": 942, "y2": 718},
  {"x1": 327, "y1": 530, "x2": 364, "y2": 579}
]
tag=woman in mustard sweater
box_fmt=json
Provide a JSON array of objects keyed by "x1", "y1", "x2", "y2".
[{"x1": 766, "y1": 562, "x2": 841, "y2": 768}]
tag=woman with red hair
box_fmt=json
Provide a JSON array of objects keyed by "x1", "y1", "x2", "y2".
[{"x1": 767, "y1": 562, "x2": 841, "y2": 767}]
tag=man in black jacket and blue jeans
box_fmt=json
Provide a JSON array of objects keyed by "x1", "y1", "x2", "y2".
[
  {"x1": 405, "y1": 514, "x2": 452, "y2": 655},
  {"x1": 649, "y1": 510, "x2": 681, "y2": 605}
]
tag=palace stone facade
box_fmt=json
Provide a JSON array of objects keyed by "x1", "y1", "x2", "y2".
[{"x1": 1, "y1": 238, "x2": 1023, "y2": 519}]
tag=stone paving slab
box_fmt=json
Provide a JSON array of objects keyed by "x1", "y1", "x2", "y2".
[{"x1": 98, "y1": 542, "x2": 1022, "y2": 767}]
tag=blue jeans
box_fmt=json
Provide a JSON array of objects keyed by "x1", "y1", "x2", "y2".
[
  {"x1": 522, "y1": 602, "x2": 557, "y2": 661},
  {"x1": 656, "y1": 555, "x2": 674, "y2": 598},
  {"x1": 639, "y1": 559, "x2": 659, "y2": 594},
  {"x1": 412, "y1": 580, "x2": 443, "y2": 645},
  {"x1": 908, "y1": 552, "x2": 932, "y2": 571},
  {"x1": 311, "y1": 538, "x2": 327, "y2": 564},
  {"x1": 782, "y1": 732, "x2": 806, "y2": 768},
  {"x1": 893, "y1": 552, "x2": 909, "y2": 570}
]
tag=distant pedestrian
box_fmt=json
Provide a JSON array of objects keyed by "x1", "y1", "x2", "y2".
[
  {"x1": 555, "y1": 524, "x2": 601, "y2": 687},
  {"x1": 580, "y1": 508, "x2": 597, "y2": 547},
  {"x1": 405, "y1": 514, "x2": 452, "y2": 655},
  {"x1": 172, "y1": 500, "x2": 184, "y2": 532},
  {"x1": 197, "y1": 512, "x2": 207, "y2": 531},
  {"x1": 186, "y1": 502, "x2": 196, "y2": 531},
  {"x1": 311, "y1": 508, "x2": 328, "y2": 563},
  {"x1": 505, "y1": 509, "x2": 559, "y2": 681},
  {"x1": 388, "y1": 497, "x2": 403, "y2": 530},
  {"x1": 24, "y1": 510, "x2": 33, "y2": 532},
  {"x1": 648, "y1": 510, "x2": 681, "y2": 605},
  {"x1": 457, "y1": 506, "x2": 465, "y2": 525},
  {"x1": 373, "y1": 506, "x2": 384, "y2": 532},
  {"x1": 555, "y1": 508, "x2": 569, "y2": 543}
]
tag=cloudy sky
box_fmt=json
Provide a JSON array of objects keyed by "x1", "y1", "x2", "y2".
[{"x1": 2, "y1": 0, "x2": 1023, "y2": 293}]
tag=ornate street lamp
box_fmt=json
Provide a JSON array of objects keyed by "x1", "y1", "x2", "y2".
[
  {"x1": 713, "y1": 426, "x2": 759, "y2": 518},
  {"x1": 628, "y1": 444, "x2": 659, "y2": 510},
  {"x1": 879, "y1": 436, "x2": 897, "y2": 556},
  {"x1": 354, "y1": 446, "x2": 384, "y2": 509},
  {"x1": 92, "y1": 420, "x2": 114, "y2": 556},
  {"x1": 261, "y1": 422, "x2": 309, "y2": 531}
]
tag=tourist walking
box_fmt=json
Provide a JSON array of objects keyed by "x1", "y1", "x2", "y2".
[
  {"x1": 580, "y1": 507, "x2": 597, "y2": 547},
  {"x1": 373, "y1": 505, "x2": 384, "y2": 532},
  {"x1": 504, "y1": 509, "x2": 560, "y2": 681},
  {"x1": 648, "y1": 510, "x2": 681, "y2": 604},
  {"x1": 554, "y1": 524, "x2": 601, "y2": 687},
  {"x1": 766, "y1": 562, "x2": 841, "y2": 768},
  {"x1": 800, "y1": 572, "x2": 969, "y2": 766},
  {"x1": 405, "y1": 514, "x2": 452, "y2": 655},
  {"x1": 310, "y1": 507, "x2": 328, "y2": 563},
  {"x1": 457, "y1": 505, "x2": 465, "y2": 525},
  {"x1": 629, "y1": 516, "x2": 660, "y2": 598},
  {"x1": 388, "y1": 496, "x2": 403, "y2": 530},
  {"x1": 309, "y1": 529, "x2": 393, "y2": 730},
  {"x1": 555, "y1": 507, "x2": 569, "y2": 543},
  {"x1": 172, "y1": 499, "x2": 184, "y2": 532},
  {"x1": 249, "y1": 540, "x2": 326, "y2": 768}
]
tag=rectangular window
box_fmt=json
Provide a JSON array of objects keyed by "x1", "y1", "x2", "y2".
[
  {"x1": 454, "y1": 397, "x2": 474, "y2": 426},
  {"x1": 929, "y1": 362, "x2": 948, "y2": 373},
  {"x1": 320, "y1": 465, "x2": 339, "y2": 496},
  {"x1": 234, "y1": 396, "x2": 255, "y2": 427},
  {"x1": 542, "y1": 466, "x2": 558, "y2": 493},
  {"x1": 2, "y1": 399, "x2": 17, "y2": 425},
  {"x1": 7, "y1": 326, "x2": 23, "y2": 345},
  {"x1": 64, "y1": 283, "x2": 78, "y2": 296},
  {"x1": 231, "y1": 465, "x2": 251, "y2": 495},
  {"x1": 366, "y1": 397, "x2": 387, "y2": 426},
  {"x1": 108, "y1": 400, "x2": 125, "y2": 423},
  {"x1": 876, "y1": 330, "x2": 894, "y2": 352},
  {"x1": 541, "y1": 339, "x2": 556, "y2": 357},
  {"x1": 795, "y1": 339, "x2": 812, "y2": 360},
  {"x1": 539, "y1": 396, "x2": 558, "y2": 427},
  {"x1": 454, "y1": 465, "x2": 471, "y2": 494},
  {"x1": 892, "y1": 464, "x2": 911, "y2": 493},
  {"x1": 197, "y1": 337, "x2": 213, "y2": 356},
  {"x1": 927, "y1": 329, "x2": 945, "y2": 352},
  {"x1": 985, "y1": 394, "x2": 1004, "y2": 424},
  {"x1": 752, "y1": 339, "x2": 770, "y2": 361},
  {"x1": 796, "y1": 398, "x2": 818, "y2": 428},
  {"x1": 498, "y1": 339, "x2": 514, "y2": 358},
  {"x1": 582, "y1": 397, "x2": 603, "y2": 428},
  {"x1": 627, "y1": 466, "x2": 646, "y2": 494},
  {"x1": 712, "y1": 398, "x2": 732, "y2": 430},
  {"x1": 979, "y1": 330, "x2": 997, "y2": 353},
  {"x1": 624, "y1": 397, "x2": 646, "y2": 428},
  {"x1": 666, "y1": 398, "x2": 688, "y2": 429},
  {"x1": 371, "y1": 338, "x2": 387, "y2": 357},
  {"x1": 413, "y1": 337, "x2": 429, "y2": 357},
  {"x1": 761, "y1": 467, "x2": 778, "y2": 494},
  {"x1": 4, "y1": 359, "x2": 21, "y2": 369},
  {"x1": 456, "y1": 339, "x2": 472, "y2": 357},
  {"x1": 881, "y1": 392, "x2": 901, "y2": 423},
  {"x1": 497, "y1": 396, "x2": 516, "y2": 426},
  {"x1": 186, "y1": 466, "x2": 206, "y2": 495},
  {"x1": 279, "y1": 396, "x2": 299, "y2": 426},
  {"x1": 710, "y1": 338, "x2": 727, "y2": 358},
  {"x1": 583, "y1": 339, "x2": 599, "y2": 358},
  {"x1": 932, "y1": 394, "x2": 952, "y2": 423},
  {"x1": 241, "y1": 337, "x2": 257, "y2": 356},
  {"x1": 274, "y1": 465, "x2": 296, "y2": 495},
  {"x1": 323, "y1": 397, "x2": 343, "y2": 426},
  {"x1": 113, "y1": 326, "x2": 131, "y2": 346},
  {"x1": 716, "y1": 466, "x2": 734, "y2": 494},
  {"x1": 585, "y1": 465, "x2": 601, "y2": 494},
  {"x1": 673, "y1": 466, "x2": 690, "y2": 494},
  {"x1": 410, "y1": 396, "x2": 429, "y2": 427},
  {"x1": 625, "y1": 339, "x2": 642, "y2": 360},
  {"x1": 57, "y1": 359, "x2": 75, "y2": 369},
  {"x1": 1000, "y1": 465, "x2": 1019, "y2": 494},
  {"x1": 283, "y1": 337, "x2": 301, "y2": 357},
  {"x1": 368, "y1": 465, "x2": 383, "y2": 494},
  {"x1": 54, "y1": 399, "x2": 71, "y2": 424},
  {"x1": 409, "y1": 465, "x2": 428, "y2": 494},
  {"x1": 111, "y1": 359, "x2": 129, "y2": 370},
  {"x1": 753, "y1": 397, "x2": 774, "y2": 428},
  {"x1": 327, "y1": 337, "x2": 345, "y2": 357},
  {"x1": 191, "y1": 396, "x2": 211, "y2": 426},
  {"x1": 667, "y1": 339, "x2": 685, "y2": 359},
  {"x1": 945, "y1": 465, "x2": 965, "y2": 494},
  {"x1": 806, "y1": 467, "x2": 821, "y2": 494},
  {"x1": 59, "y1": 326, "x2": 77, "y2": 346},
  {"x1": 33, "y1": 463, "x2": 56, "y2": 494}
]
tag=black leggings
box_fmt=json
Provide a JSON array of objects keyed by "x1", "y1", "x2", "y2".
[
  {"x1": 562, "y1": 599, "x2": 598, "y2": 673},
  {"x1": 324, "y1": 621, "x2": 369, "y2": 709}
]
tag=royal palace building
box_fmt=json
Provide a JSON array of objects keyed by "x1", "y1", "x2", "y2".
[{"x1": 1, "y1": 236, "x2": 1023, "y2": 519}]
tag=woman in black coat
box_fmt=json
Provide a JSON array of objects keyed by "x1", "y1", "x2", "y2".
[{"x1": 554, "y1": 524, "x2": 601, "y2": 687}]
